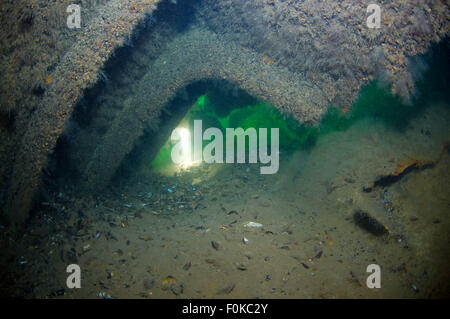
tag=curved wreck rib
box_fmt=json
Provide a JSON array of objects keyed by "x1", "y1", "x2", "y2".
[
  {"x1": 6, "y1": 0, "x2": 161, "y2": 227},
  {"x1": 82, "y1": 26, "x2": 330, "y2": 191},
  {"x1": 2, "y1": 0, "x2": 448, "y2": 228}
]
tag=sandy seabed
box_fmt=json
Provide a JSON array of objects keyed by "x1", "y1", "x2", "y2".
[{"x1": 3, "y1": 103, "x2": 449, "y2": 299}]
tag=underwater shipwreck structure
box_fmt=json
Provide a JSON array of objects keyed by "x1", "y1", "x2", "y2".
[{"x1": 0, "y1": 0, "x2": 449, "y2": 229}]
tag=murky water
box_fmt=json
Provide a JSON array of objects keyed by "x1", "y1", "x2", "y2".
[{"x1": 0, "y1": 0, "x2": 448, "y2": 299}]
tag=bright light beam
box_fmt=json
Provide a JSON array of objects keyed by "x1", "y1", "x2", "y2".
[{"x1": 171, "y1": 127, "x2": 192, "y2": 168}]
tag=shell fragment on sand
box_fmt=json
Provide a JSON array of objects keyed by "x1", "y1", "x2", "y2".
[{"x1": 243, "y1": 221, "x2": 263, "y2": 228}]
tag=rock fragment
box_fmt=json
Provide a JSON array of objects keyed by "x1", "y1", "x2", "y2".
[{"x1": 353, "y1": 209, "x2": 389, "y2": 236}]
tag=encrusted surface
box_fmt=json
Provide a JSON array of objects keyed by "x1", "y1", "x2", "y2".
[{"x1": 0, "y1": 0, "x2": 448, "y2": 224}]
